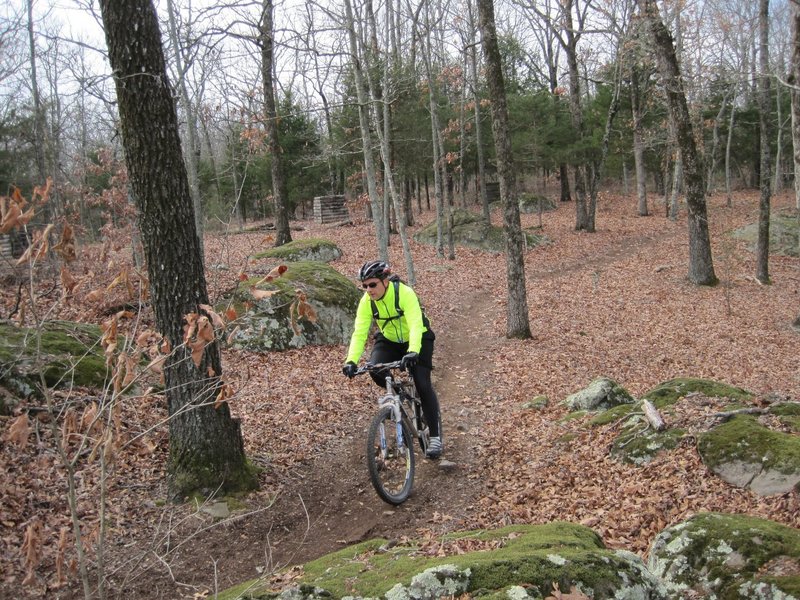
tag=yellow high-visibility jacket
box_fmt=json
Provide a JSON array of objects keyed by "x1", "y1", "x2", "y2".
[{"x1": 345, "y1": 279, "x2": 431, "y2": 364}]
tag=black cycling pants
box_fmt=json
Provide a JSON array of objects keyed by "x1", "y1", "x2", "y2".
[{"x1": 369, "y1": 336, "x2": 441, "y2": 438}]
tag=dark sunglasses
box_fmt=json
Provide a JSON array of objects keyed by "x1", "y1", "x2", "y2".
[{"x1": 362, "y1": 281, "x2": 381, "y2": 289}]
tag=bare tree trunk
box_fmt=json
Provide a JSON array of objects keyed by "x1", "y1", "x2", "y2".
[
  {"x1": 363, "y1": 0, "x2": 417, "y2": 283},
  {"x1": 791, "y1": 0, "x2": 800, "y2": 210},
  {"x1": 706, "y1": 88, "x2": 731, "y2": 196},
  {"x1": 669, "y1": 152, "x2": 682, "y2": 220},
  {"x1": 261, "y1": 0, "x2": 292, "y2": 246},
  {"x1": 725, "y1": 95, "x2": 736, "y2": 207},
  {"x1": 343, "y1": 0, "x2": 388, "y2": 259},
  {"x1": 467, "y1": 1, "x2": 491, "y2": 224},
  {"x1": 477, "y1": 0, "x2": 531, "y2": 339},
  {"x1": 755, "y1": 0, "x2": 771, "y2": 284},
  {"x1": 631, "y1": 64, "x2": 648, "y2": 216},
  {"x1": 640, "y1": 0, "x2": 717, "y2": 285},
  {"x1": 99, "y1": 0, "x2": 256, "y2": 502},
  {"x1": 27, "y1": 0, "x2": 47, "y2": 185},
  {"x1": 166, "y1": 0, "x2": 204, "y2": 256}
]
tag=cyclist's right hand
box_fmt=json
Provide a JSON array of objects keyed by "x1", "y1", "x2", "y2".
[{"x1": 342, "y1": 361, "x2": 357, "y2": 378}]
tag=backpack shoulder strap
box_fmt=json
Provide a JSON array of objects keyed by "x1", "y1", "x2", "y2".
[{"x1": 370, "y1": 278, "x2": 404, "y2": 321}]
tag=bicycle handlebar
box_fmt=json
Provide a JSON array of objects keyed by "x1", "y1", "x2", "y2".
[{"x1": 354, "y1": 360, "x2": 404, "y2": 376}]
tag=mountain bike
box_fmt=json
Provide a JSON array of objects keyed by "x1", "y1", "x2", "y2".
[{"x1": 354, "y1": 361, "x2": 430, "y2": 505}]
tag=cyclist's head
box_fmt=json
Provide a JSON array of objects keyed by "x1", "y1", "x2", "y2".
[{"x1": 358, "y1": 260, "x2": 390, "y2": 282}]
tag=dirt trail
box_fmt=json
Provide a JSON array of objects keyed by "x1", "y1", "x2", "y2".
[{"x1": 132, "y1": 286, "x2": 500, "y2": 598}]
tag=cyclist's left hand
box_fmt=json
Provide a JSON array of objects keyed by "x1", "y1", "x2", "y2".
[{"x1": 400, "y1": 352, "x2": 418, "y2": 370}]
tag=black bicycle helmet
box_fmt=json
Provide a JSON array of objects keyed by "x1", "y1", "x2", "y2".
[{"x1": 358, "y1": 260, "x2": 390, "y2": 281}]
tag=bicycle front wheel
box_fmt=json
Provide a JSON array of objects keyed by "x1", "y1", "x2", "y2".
[{"x1": 366, "y1": 405, "x2": 415, "y2": 505}]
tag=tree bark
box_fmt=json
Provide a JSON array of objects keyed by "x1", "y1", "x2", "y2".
[
  {"x1": 792, "y1": 0, "x2": 800, "y2": 211},
  {"x1": 640, "y1": 0, "x2": 717, "y2": 286},
  {"x1": 755, "y1": 0, "x2": 771, "y2": 285},
  {"x1": 631, "y1": 64, "x2": 648, "y2": 216},
  {"x1": 261, "y1": 0, "x2": 292, "y2": 246},
  {"x1": 343, "y1": 0, "x2": 388, "y2": 259},
  {"x1": 477, "y1": 0, "x2": 532, "y2": 339},
  {"x1": 467, "y1": 1, "x2": 491, "y2": 225},
  {"x1": 98, "y1": 0, "x2": 256, "y2": 502},
  {"x1": 166, "y1": 0, "x2": 204, "y2": 256},
  {"x1": 27, "y1": 0, "x2": 47, "y2": 186}
]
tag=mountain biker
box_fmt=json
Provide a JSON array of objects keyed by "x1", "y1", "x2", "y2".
[{"x1": 342, "y1": 260, "x2": 443, "y2": 459}]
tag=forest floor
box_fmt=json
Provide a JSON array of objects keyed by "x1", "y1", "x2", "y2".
[{"x1": 1, "y1": 190, "x2": 799, "y2": 599}]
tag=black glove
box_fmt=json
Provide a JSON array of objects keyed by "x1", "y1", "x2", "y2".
[
  {"x1": 342, "y1": 361, "x2": 357, "y2": 378},
  {"x1": 400, "y1": 352, "x2": 418, "y2": 370}
]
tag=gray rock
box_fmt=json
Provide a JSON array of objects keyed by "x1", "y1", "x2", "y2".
[
  {"x1": 564, "y1": 377, "x2": 636, "y2": 411},
  {"x1": 226, "y1": 261, "x2": 360, "y2": 352},
  {"x1": 647, "y1": 512, "x2": 800, "y2": 599}
]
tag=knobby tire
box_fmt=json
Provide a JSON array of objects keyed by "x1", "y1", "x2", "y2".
[{"x1": 366, "y1": 405, "x2": 415, "y2": 505}]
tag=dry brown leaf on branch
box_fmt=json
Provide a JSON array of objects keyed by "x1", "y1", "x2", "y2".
[
  {"x1": 252, "y1": 263, "x2": 288, "y2": 286},
  {"x1": 199, "y1": 303, "x2": 226, "y2": 330},
  {"x1": 214, "y1": 383, "x2": 234, "y2": 409},
  {"x1": 224, "y1": 306, "x2": 238, "y2": 322},
  {"x1": 6, "y1": 413, "x2": 31, "y2": 448},
  {"x1": 31, "y1": 177, "x2": 52, "y2": 205},
  {"x1": 52, "y1": 222, "x2": 76, "y2": 262},
  {"x1": 15, "y1": 223, "x2": 54, "y2": 266},
  {"x1": 20, "y1": 518, "x2": 43, "y2": 586},
  {"x1": 251, "y1": 288, "x2": 279, "y2": 300},
  {"x1": 60, "y1": 266, "x2": 78, "y2": 299},
  {"x1": 0, "y1": 201, "x2": 22, "y2": 234},
  {"x1": 85, "y1": 288, "x2": 105, "y2": 303},
  {"x1": 54, "y1": 527, "x2": 69, "y2": 587},
  {"x1": 295, "y1": 290, "x2": 317, "y2": 323},
  {"x1": 81, "y1": 402, "x2": 99, "y2": 434}
]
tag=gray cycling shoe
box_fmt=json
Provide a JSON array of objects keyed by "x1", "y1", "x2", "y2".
[{"x1": 426, "y1": 436, "x2": 442, "y2": 459}]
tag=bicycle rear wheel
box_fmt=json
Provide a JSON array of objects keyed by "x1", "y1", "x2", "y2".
[{"x1": 366, "y1": 405, "x2": 415, "y2": 505}]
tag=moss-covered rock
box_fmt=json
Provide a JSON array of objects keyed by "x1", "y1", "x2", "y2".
[
  {"x1": 413, "y1": 209, "x2": 548, "y2": 253},
  {"x1": 648, "y1": 512, "x2": 800, "y2": 599},
  {"x1": 733, "y1": 211, "x2": 800, "y2": 257},
  {"x1": 698, "y1": 415, "x2": 800, "y2": 495},
  {"x1": 225, "y1": 261, "x2": 360, "y2": 352},
  {"x1": 641, "y1": 378, "x2": 753, "y2": 409},
  {"x1": 0, "y1": 321, "x2": 109, "y2": 399},
  {"x1": 251, "y1": 238, "x2": 343, "y2": 264},
  {"x1": 564, "y1": 377, "x2": 635, "y2": 412},
  {"x1": 218, "y1": 523, "x2": 667, "y2": 599},
  {"x1": 610, "y1": 425, "x2": 686, "y2": 466},
  {"x1": 518, "y1": 193, "x2": 557, "y2": 214}
]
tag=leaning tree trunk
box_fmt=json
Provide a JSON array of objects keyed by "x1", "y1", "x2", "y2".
[
  {"x1": 640, "y1": 0, "x2": 717, "y2": 286},
  {"x1": 477, "y1": 0, "x2": 532, "y2": 340},
  {"x1": 262, "y1": 0, "x2": 292, "y2": 246},
  {"x1": 99, "y1": 0, "x2": 256, "y2": 502}
]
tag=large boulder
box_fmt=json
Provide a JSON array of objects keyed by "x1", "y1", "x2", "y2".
[
  {"x1": 0, "y1": 321, "x2": 108, "y2": 402},
  {"x1": 698, "y1": 408, "x2": 800, "y2": 495},
  {"x1": 413, "y1": 209, "x2": 547, "y2": 253},
  {"x1": 226, "y1": 261, "x2": 360, "y2": 351},
  {"x1": 733, "y1": 211, "x2": 800, "y2": 257},
  {"x1": 518, "y1": 193, "x2": 556, "y2": 214},
  {"x1": 251, "y1": 238, "x2": 343, "y2": 264},
  {"x1": 218, "y1": 523, "x2": 668, "y2": 599},
  {"x1": 648, "y1": 512, "x2": 800, "y2": 599},
  {"x1": 597, "y1": 378, "x2": 755, "y2": 466}
]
